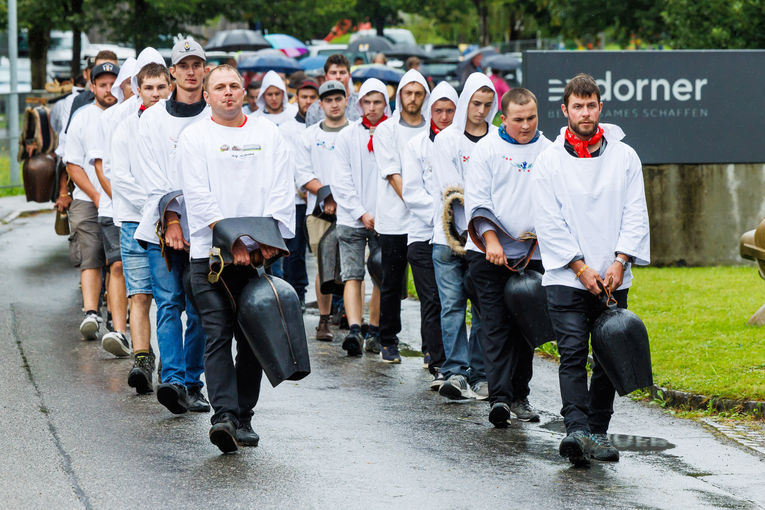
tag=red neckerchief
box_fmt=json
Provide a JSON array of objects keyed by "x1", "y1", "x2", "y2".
[
  {"x1": 430, "y1": 120, "x2": 441, "y2": 136},
  {"x1": 361, "y1": 114, "x2": 388, "y2": 152},
  {"x1": 565, "y1": 126, "x2": 604, "y2": 158},
  {"x1": 139, "y1": 104, "x2": 147, "y2": 111}
]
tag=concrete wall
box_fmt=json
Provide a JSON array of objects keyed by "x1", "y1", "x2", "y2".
[{"x1": 644, "y1": 164, "x2": 765, "y2": 266}]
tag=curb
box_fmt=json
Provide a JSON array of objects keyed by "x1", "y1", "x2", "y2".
[
  {"x1": 0, "y1": 206, "x2": 53, "y2": 225},
  {"x1": 650, "y1": 385, "x2": 765, "y2": 416}
]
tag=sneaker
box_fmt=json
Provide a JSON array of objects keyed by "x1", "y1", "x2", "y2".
[
  {"x1": 364, "y1": 333, "x2": 381, "y2": 354},
  {"x1": 209, "y1": 414, "x2": 239, "y2": 453},
  {"x1": 156, "y1": 383, "x2": 189, "y2": 415},
  {"x1": 423, "y1": 352, "x2": 431, "y2": 369},
  {"x1": 127, "y1": 352, "x2": 155, "y2": 394},
  {"x1": 236, "y1": 421, "x2": 260, "y2": 447},
  {"x1": 79, "y1": 311, "x2": 102, "y2": 340},
  {"x1": 341, "y1": 330, "x2": 363, "y2": 357},
  {"x1": 489, "y1": 402, "x2": 511, "y2": 428},
  {"x1": 439, "y1": 374, "x2": 470, "y2": 400},
  {"x1": 510, "y1": 398, "x2": 540, "y2": 422},
  {"x1": 101, "y1": 331, "x2": 131, "y2": 357},
  {"x1": 559, "y1": 430, "x2": 593, "y2": 467},
  {"x1": 380, "y1": 344, "x2": 402, "y2": 364},
  {"x1": 316, "y1": 316, "x2": 334, "y2": 341},
  {"x1": 186, "y1": 386, "x2": 211, "y2": 413},
  {"x1": 590, "y1": 433, "x2": 620, "y2": 462},
  {"x1": 429, "y1": 370, "x2": 445, "y2": 391},
  {"x1": 470, "y1": 380, "x2": 489, "y2": 401}
]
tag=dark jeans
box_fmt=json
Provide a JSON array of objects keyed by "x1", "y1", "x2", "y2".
[
  {"x1": 283, "y1": 204, "x2": 308, "y2": 300},
  {"x1": 468, "y1": 254, "x2": 543, "y2": 405},
  {"x1": 379, "y1": 233, "x2": 408, "y2": 347},
  {"x1": 545, "y1": 284, "x2": 628, "y2": 435},
  {"x1": 190, "y1": 260, "x2": 263, "y2": 425},
  {"x1": 407, "y1": 241, "x2": 445, "y2": 371}
]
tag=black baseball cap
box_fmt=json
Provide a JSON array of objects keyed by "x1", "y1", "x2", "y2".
[{"x1": 91, "y1": 62, "x2": 120, "y2": 81}]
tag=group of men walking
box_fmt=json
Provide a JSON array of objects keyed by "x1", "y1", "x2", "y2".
[{"x1": 54, "y1": 39, "x2": 650, "y2": 465}]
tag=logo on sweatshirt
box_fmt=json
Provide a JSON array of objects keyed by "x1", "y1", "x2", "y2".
[
  {"x1": 512, "y1": 161, "x2": 533, "y2": 172},
  {"x1": 219, "y1": 144, "x2": 229, "y2": 152},
  {"x1": 315, "y1": 140, "x2": 336, "y2": 151}
]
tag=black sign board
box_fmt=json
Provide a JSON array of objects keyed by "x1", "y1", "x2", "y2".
[{"x1": 523, "y1": 50, "x2": 765, "y2": 165}]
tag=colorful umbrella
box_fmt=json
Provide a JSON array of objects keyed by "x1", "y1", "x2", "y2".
[
  {"x1": 300, "y1": 55, "x2": 327, "y2": 71},
  {"x1": 238, "y1": 54, "x2": 302, "y2": 74},
  {"x1": 265, "y1": 34, "x2": 308, "y2": 59}
]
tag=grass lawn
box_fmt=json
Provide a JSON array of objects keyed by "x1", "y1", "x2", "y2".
[
  {"x1": 0, "y1": 153, "x2": 24, "y2": 197},
  {"x1": 408, "y1": 264, "x2": 765, "y2": 402}
]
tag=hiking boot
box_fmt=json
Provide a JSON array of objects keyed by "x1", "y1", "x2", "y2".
[
  {"x1": 510, "y1": 398, "x2": 540, "y2": 422},
  {"x1": 316, "y1": 316, "x2": 334, "y2": 341},
  {"x1": 127, "y1": 352, "x2": 155, "y2": 394},
  {"x1": 429, "y1": 370, "x2": 445, "y2": 391},
  {"x1": 489, "y1": 402, "x2": 511, "y2": 428},
  {"x1": 590, "y1": 433, "x2": 620, "y2": 462},
  {"x1": 186, "y1": 385, "x2": 211, "y2": 413},
  {"x1": 380, "y1": 344, "x2": 401, "y2": 364},
  {"x1": 79, "y1": 311, "x2": 102, "y2": 340},
  {"x1": 364, "y1": 332, "x2": 381, "y2": 354},
  {"x1": 209, "y1": 414, "x2": 239, "y2": 453},
  {"x1": 101, "y1": 331, "x2": 131, "y2": 357},
  {"x1": 439, "y1": 374, "x2": 470, "y2": 400},
  {"x1": 157, "y1": 383, "x2": 189, "y2": 415},
  {"x1": 236, "y1": 421, "x2": 260, "y2": 447},
  {"x1": 559, "y1": 430, "x2": 593, "y2": 467},
  {"x1": 342, "y1": 329, "x2": 363, "y2": 357},
  {"x1": 470, "y1": 380, "x2": 489, "y2": 401}
]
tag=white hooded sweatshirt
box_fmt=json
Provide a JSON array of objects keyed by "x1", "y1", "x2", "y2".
[
  {"x1": 255, "y1": 70, "x2": 298, "y2": 126},
  {"x1": 401, "y1": 81, "x2": 459, "y2": 244},
  {"x1": 372, "y1": 69, "x2": 431, "y2": 235},
  {"x1": 533, "y1": 123, "x2": 650, "y2": 290},
  {"x1": 130, "y1": 47, "x2": 166, "y2": 98},
  {"x1": 332, "y1": 78, "x2": 391, "y2": 228},
  {"x1": 110, "y1": 57, "x2": 136, "y2": 103},
  {"x1": 431, "y1": 72, "x2": 498, "y2": 249}
]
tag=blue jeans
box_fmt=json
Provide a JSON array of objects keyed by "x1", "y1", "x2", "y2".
[
  {"x1": 432, "y1": 244, "x2": 485, "y2": 384},
  {"x1": 283, "y1": 204, "x2": 308, "y2": 299},
  {"x1": 146, "y1": 243, "x2": 206, "y2": 388}
]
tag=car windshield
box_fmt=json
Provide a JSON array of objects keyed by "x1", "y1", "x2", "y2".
[{"x1": 50, "y1": 35, "x2": 73, "y2": 50}]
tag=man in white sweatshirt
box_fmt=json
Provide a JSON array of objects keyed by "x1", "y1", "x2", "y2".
[
  {"x1": 182, "y1": 64, "x2": 294, "y2": 453},
  {"x1": 400, "y1": 81, "x2": 458, "y2": 386},
  {"x1": 430, "y1": 73, "x2": 497, "y2": 400},
  {"x1": 465, "y1": 87, "x2": 552, "y2": 426},
  {"x1": 372, "y1": 70, "x2": 430, "y2": 364},
  {"x1": 534, "y1": 73, "x2": 650, "y2": 467},
  {"x1": 332, "y1": 78, "x2": 390, "y2": 356}
]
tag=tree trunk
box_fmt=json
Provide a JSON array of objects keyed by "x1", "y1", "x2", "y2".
[
  {"x1": 134, "y1": 0, "x2": 148, "y2": 52},
  {"x1": 472, "y1": 0, "x2": 489, "y2": 46},
  {"x1": 69, "y1": 0, "x2": 83, "y2": 79},
  {"x1": 28, "y1": 25, "x2": 50, "y2": 89}
]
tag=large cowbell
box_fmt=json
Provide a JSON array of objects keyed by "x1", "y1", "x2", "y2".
[
  {"x1": 317, "y1": 223, "x2": 344, "y2": 295},
  {"x1": 366, "y1": 245, "x2": 408, "y2": 300},
  {"x1": 237, "y1": 273, "x2": 311, "y2": 387},
  {"x1": 503, "y1": 268, "x2": 556, "y2": 348},
  {"x1": 591, "y1": 291, "x2": 653, "y2": 396}
]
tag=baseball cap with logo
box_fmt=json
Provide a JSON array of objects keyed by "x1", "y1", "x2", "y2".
[
  {"x1": 319, "y1": 80, "x2": 346, "y2": 100},
  {"x1": 171, "y1": 38, "x2": 206, "y2": 66},
  {"x1": 297, "y1": 79, "x2": 320, "y2": 93},
  {"x1": 91, "y1": 62, "x2": 120, "y2": 81}
]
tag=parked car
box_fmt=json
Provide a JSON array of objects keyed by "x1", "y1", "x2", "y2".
[
  {"x1": 47, "y1": 30, "x2": 91, "y2": 81},
  {"x1": 349, "y1": 28, "x2": 416, "y2": 47},
  {"x1": 305, "y1": 44, "x2": 347, "y2": 58},
  {"x1": 81, "y1": 43, "x2": 136, "y2": 68}
]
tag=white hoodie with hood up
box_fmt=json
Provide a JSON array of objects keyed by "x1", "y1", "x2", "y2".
[
  {"x1": 255, "y1": 70, "x2": 298, "y2": 126},
  {"x1": 372, "y1": 69, "x2": 431, "y2": 235},
  {"x1": 401, "y1": 81, "x2": 459, "y2": 244},
  {"x1": 431, "y1": 72, "x2": 498, "y2": 249}
]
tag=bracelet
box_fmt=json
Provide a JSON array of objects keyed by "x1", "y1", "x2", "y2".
[
  {"x1": 574, "y1": 264, "x2": 588, "y2": 280},
  {"x1": 167, "y1": 220, "x2": 180, "y2": 226}
]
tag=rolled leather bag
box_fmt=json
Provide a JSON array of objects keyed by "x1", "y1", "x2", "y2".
[
  {"x1": 591, "y1": 282, "x2": 653, "y2": 396},
  {"x1": 316, "y1": 222, "x2": 344, "y2": 295},
  {"x1": 22, "y1": 153, "x2": 56, "y2": 203},
  {"x1": 311, "y1": 184, "x2": 337, "y2": 222},
  {"x1": 366, "y1": 244, "x2": 408, "y2": 300}
]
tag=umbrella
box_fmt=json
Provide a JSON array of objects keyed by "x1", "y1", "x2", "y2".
[
  {"x1": 265, "y1": 34, "x2": 308, "y2": 59},
  {"x1": 347, "y1": 36, "x2": 394, "y2": 54},
  {"x1": 386, "y1": 44, "x2": 430, "y2": 60},
  {"x1": 351, "y1": 64, "x2": 404, "y2": 85},
  {"x1": 300, "y1": 55, "x2": 327, "y2": 71},
  {"x1": 458, "y1": 46, "x2": 498, "y2": 76},
  {"x1": 238, "y1": 54, "x2": 302, "y2": 74},
  {"x1": 483, "y1": 53, "x2": 522, "y2": 72},
  {"x1": 205, "y1": 29, "x2": 270, "y2": 52}
]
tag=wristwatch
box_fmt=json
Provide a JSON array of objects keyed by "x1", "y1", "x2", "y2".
[{"x1": 613, "y1": 256, "x2": 629, "y2": 269}]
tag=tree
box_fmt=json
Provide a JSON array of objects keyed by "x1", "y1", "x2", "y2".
[{"x1": 662, "y1": 0, "x2": 765, "y2": 48}]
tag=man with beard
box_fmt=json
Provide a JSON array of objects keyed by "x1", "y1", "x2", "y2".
[
  {"x1": 372, "y1": 70, "x2": 430, "y2": 363},
  {"x1": 400, "y1": 81, "x2": 458, "y2": 385},
  {"x1": 133, "y1": 39, "x2": 211, "y2": 415},
  {"x1": 64, "y1": 62, "x2": 119, "y2": 342},
  {"x1": 534, "y1": 73, "x2": 650, "y2": 467},
  {"x1": 465, "y1": 88, "x2": 552, "y2": 426}
]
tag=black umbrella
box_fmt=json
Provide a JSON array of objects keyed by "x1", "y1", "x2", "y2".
[
  {"x1": 238, "y1": 54, "x2": 302, "y2": 74},
  {"x1": 387, "y1": 43, "x2": 430, "y2": 60},
  {"x1": 205, "y1": 30, "x2": 270, "y2": 52},
  {"x1": 483, "y1": 53, "x2": 522, "y2": 72},
  {"x1": 347, "y1": 36, "x2": 394, "y2": 54}
]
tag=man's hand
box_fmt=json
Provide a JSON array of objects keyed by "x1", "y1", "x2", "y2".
[
  {"x1": 260, "y1": 243, "x2": 280, "y2": 260},
  {"x1": 55, "y1": 194, "x2": 72, "y2": 212},
  {"x1": 232, "y1": 239, "x2": 251, "y2": 266},
  {"x1": 360, "y1": 213, "x2": 375, "y2": 230},
  {"x1": 164, "y1": 222, "x2": 189, "y2": 251},
  {"x1": 92, "y1": 194, "x2": 100, "y2": 209},
  {"x1": 604, "y1": 261, "x2": 625, "y2": 292},
  {"x1": 570, "y1": 259, "x2": 604, "y2": 296},
  {"x1": 323, "y1": 196, "x2": 337, "y2": 216},
  {"x1": 482, "y1": 230, "x2": 505, "y2": 266}
]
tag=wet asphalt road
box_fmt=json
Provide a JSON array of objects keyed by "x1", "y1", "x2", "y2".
[{"x1": 1, "y1": 211, "x2": 764, "y2": 509}]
